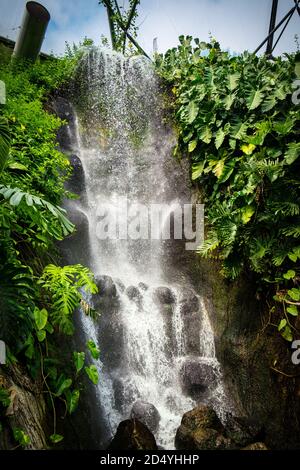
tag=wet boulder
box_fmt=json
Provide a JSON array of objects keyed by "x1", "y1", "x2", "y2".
[
  {"x1": 138, "y1": 282, "x2": 148, "y2": 291},
  {"x1": 175, "y1": 405, "x2": 231, "y2": 450},
  {"x1": 130, "y1": 400, "x2": 160, "y2": 433},
  {"x1": 180, "y1": 358, "x2": 218, "y2": 397},
  {"x1": 59, "y1": 208, "x2": 89, "y2": 265},
  {"x1": 93, "y1": 275, "x2": 119, "y2": 313},
  {"x1": 126, "y1": 286, "x2": 142, "y2": 307},
  {"x1": 115, "y1": 278, "x2": 125, "y2": 292},
  {"x1": 96, "y1": 275, "x2": 117, "y2": 298},
  {"x1": 108, "y1": 419, "x2": 157, "y2": 450},
  {"x1": 152, "y1": 286, "x2": 175, "y2": 305},
  {"x1": 66, "y1": 154, "x2": 85, "y2": 196}
]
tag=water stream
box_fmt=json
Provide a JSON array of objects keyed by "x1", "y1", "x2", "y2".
[{"x1": 65, "y1": 48, "x2": 228, "y2": 449}]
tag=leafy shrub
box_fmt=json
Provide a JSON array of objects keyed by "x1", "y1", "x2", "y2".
[
  {"x1": 0, "y1": 52, "x2": 99, "y2": 445},
  {"x1": 156, "y1": 37, "x2": 300, "y2": 342}
]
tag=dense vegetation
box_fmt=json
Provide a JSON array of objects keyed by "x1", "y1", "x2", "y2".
[
  {"x1": 156, "y1": 37, "x2": 300, "y2": 343},
  {"x1": 0, "y1": 46, "x2": 99, "y2": 447}
]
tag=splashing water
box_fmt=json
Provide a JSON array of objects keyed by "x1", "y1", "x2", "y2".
[{"x1": 67, "y1": 47, "x2": 229, "y2": 449}]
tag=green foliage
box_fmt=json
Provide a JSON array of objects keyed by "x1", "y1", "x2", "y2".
[
  {"x1": 84, "y1": 365, "x2": 99, "y2": 385},
  {"x1": 0, "y1": 51, "x2": 101, "y2": 445},
  {"x1": 87, "y1": 340, "x2": 100, "y2": 360},
  {"x1": 13, "y1": 428, "x2": 31, "y2": 447},
  {"x1": 39, "y1": 264, "x2": 98, "y2": 334},
  {"x1": 0, "y1": 388, "x2": 10, "y2": 408},
  {"x1": 50, "y1": 433, "x2": 64, "y2": 444},
  {"x1": 156, "y1": 37, "x2": 300, "y2": 342}
]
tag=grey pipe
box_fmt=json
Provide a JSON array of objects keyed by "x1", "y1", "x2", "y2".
[{"x1": 13, "y1": 1, "x2": 50, "y2": 62}]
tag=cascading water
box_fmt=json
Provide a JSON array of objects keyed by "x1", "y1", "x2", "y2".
[{"x1": 65, "y1": 47, "x2": 229, "y2": 449}]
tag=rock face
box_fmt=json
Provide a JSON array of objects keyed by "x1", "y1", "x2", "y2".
[
  {"x1": 108, "y1": 419, "x2": 157, "y2": 450},
  {"x1": 152, "y1": 287, "x2": 175, "y2": 305},
  {"x1": 175, "y1": 405, "x2": 268, "y2": 451},
  {"x1": 49, "y1": 97, "x2": 77, "y2": 152},
  {"x1": 191, "y1": 255, "x2": 300, "y2": 449},
  {"x1": 130, "y1": 400, "x2": 160, "y2": 433},
  {"x1": 180, "y1": 358, "x2": 218, "y2": 397},
  {"x1": 224, "y1": 414, "x2": 264, "y2": 447},
  {"x1": 66, "y1": 154, "x2": 85, "y2": 196},
  {"x1": 126, "y1": 286, "x2": 142, "y2": 305},
  {"x1": 96, "y1": 275, "x2": 118, "y2": 299},
  {"x1": 175, "y1": 405, "x2": 230, "y2": 450},
  {"x1": 179, "y1": 288, "x2": 199, "y2": 315}
]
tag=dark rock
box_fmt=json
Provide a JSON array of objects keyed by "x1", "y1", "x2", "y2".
[
  {"x1": 66, "y1": 154, "x2": 85, "y2": 195},
  {"x1": 51, "y1": 97, "x2": 77, "y2": 152},
  {"x1": 224, "y1": 414, "x2": 264, "y2": 447},
  {"x1": 59, "y1": 208, "x2": 89, "y2": 265},
  {"x1": 138, "y1": 282, "x2": 148, "y2": 291},
  {"x1": 130, "y1": 401, "x2": 160, "y2": 433},
  {"x1": 242, "y1": 442, "x2": 268, "y2": 450},
  {"x1": 126, "y1": 286, "x2": 142, "y2": 304},
  {"x1": 96, "y1": 275, "x2": 117, "y2": 298},
  {"x1": 180, "y1": 359, "x2": 218, "y2": 397},
  {"x1": 108, "y1": 419, "x2": 157, "y2": 450},
  {"x1": 175, "y1": 405, "x2": 231, "y2": 450},
  {"x1": 153, "y1": 286, "x2": 175, "y2": 305}
]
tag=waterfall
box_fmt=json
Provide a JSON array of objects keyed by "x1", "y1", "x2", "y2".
[{"x1": 65, "y1": 47, "x2": 229, "y2": 449}]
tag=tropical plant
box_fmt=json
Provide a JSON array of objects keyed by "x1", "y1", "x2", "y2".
[
  {"x1": 0, "y1": 49, "x2": 100, "y2": 447},
  {"x1": 156, "y1": 36, "x2": 300, "y2": 343}
]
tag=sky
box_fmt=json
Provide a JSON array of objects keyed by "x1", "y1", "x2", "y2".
[{"x1": 0, "y1": 0, "x2": 299, "y2": 56}]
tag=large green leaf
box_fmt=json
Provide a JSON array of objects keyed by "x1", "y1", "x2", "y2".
[
  {"x1": 65, "y1": 389, "x2": 80, "y2": 414},
  {"x1": 186, "y1": 101, "x2": 198, "y2": 124},
  {"x1": 73, "y1": 351, "x2": 85, "y2": 373},
  {"x1": 246, "y1": 89, "x2": 264, "y2": 111},
  {"x1": 34, "y1": 308, "x2": 48, "y2": 331},
  {"x1": 192, "y1": 161, "x2": 205, "y2": 180},
  {"x1": 227, "y1": 73, "x2": 240, "y2": 91},
  {"x1": 87, "y1": 340, "x2": 100, "y2": 360},
  {"x1": 215, "y1": 128, "x2": 226, "y2": 149},
  {"x1": 198, "y1": 126, "x2": 212, "y2": 144},
  {"x1": 85, "y1": 365, "x2": 99, "y2": 385},
  {"x1": 284, "y1": 142, "x2": 300, "y2": 165}
]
